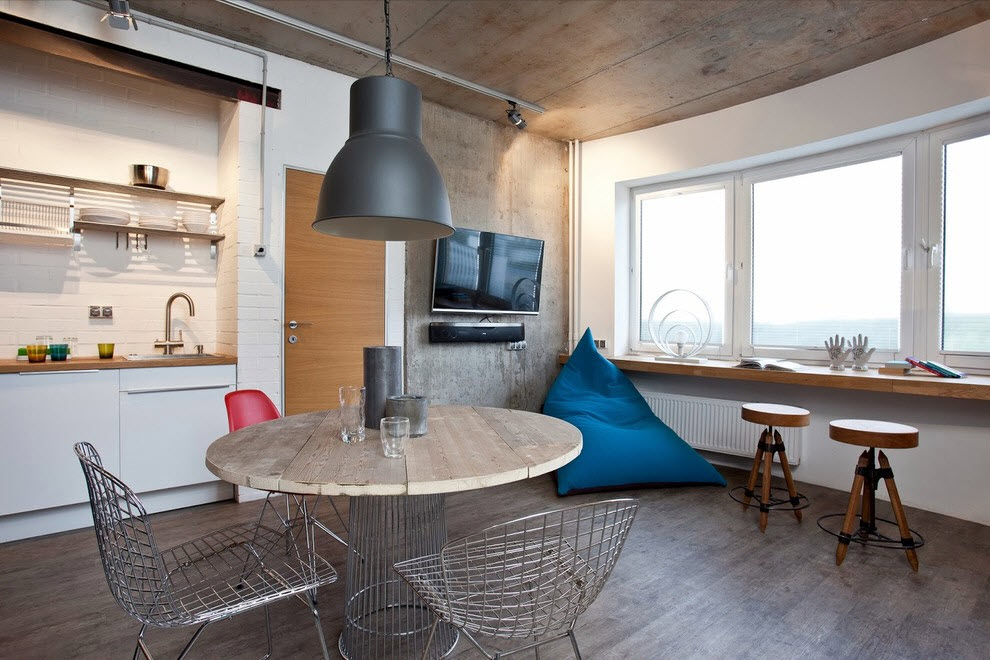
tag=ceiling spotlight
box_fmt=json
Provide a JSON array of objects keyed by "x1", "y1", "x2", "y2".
[
  {"x1": 101, "y1": 0, "x2": 138, "y2": 31},
  {"x1": 506, "y1": 102, "x2": 527, "y2": 130}
]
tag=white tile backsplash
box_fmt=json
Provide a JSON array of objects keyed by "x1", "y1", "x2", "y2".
[{"x1": 0, "y1": 41, "x2": 222, "y2": 358}]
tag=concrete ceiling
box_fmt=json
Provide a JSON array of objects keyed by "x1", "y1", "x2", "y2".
[{"x1": 131, "y1": 0, "x2": 990, "y2": 141}]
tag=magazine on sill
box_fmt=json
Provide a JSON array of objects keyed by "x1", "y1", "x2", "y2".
[{"x1": 734, "y1": 357, "x2": 806, "y2": 372}]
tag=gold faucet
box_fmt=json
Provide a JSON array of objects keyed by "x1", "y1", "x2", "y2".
[{"x1": 155, "y1": 292, "x2": 195, "y2": 355}]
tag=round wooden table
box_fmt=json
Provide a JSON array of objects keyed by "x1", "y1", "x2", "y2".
[{"x1": 206, "y1": 404, "x2": 582, "y2": 660}]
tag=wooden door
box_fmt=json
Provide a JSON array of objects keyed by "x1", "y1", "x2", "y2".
[{"x1": 284, "y1": 168, "x2": 385, "y2": 415}]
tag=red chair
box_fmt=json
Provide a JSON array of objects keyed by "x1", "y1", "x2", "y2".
[
  {"x1": 224, "y1": 389, "x2": 348, "y2": 548},
  {"x1": 225, "y1": 389, "x2": 281, "y2": 432}
]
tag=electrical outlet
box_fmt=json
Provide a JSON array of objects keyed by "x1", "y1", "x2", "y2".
[
  {"x1": 507, "y1": 340, "x2": 527, "y2": 351},
  {"x1": 89, "y1": 306, "x2": 101, "y2": 318},
  {"x1": 594, "y1": 338, "x2": 607, "y2": 350},
  {"x1": 101, "y1": 306, "x2": 113, "y2": 318}
]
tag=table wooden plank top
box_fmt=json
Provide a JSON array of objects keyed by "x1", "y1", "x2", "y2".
[{"x1": 206, "y1": 405, "x2": 582, "y2": 497}]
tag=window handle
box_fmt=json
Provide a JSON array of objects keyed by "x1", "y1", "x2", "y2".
[
  {"x1": 920, "y1": 239, "x2": 940, "y2": 268},
  {"x1": 726, "y1": 263, "x2": 735, "y2": 284}
]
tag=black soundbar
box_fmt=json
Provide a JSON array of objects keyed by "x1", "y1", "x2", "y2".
[{"x1": 428, "y1": 322, "x2": 524, "y2": 344}]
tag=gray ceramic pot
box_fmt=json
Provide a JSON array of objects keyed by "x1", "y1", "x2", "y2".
[{"x1": 385, "y1": 394, "x2": 428, "y2": 437}]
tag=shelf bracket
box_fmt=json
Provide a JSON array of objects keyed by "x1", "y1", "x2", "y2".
[{"x1": 210, "y1": 241, "x2": 218, "y2": 260}]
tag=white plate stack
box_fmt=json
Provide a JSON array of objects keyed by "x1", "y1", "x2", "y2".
[
  {"x1": 79, "y1": 207, "x2": 131, "y2": 226},
  {"x1": 138, "y1": 216, "x2": 179, "y2": 230}
]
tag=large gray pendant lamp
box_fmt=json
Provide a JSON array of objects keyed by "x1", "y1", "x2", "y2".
[{"x1": 312, "y1": 0, "x2": 453, "y2": 241}]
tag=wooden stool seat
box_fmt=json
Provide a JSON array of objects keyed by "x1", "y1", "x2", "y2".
[
  {"x1": 732, "y1": 403, "x2": 809, "y2": 532},
  {"x1": 821, "y1": 419, "x2": 921, "y2": 572},
  {"x1": 829, "y1": 419, "x2": 919, "y2": 449},
  {"x1": 741, "y1": 403, "x2": 810, "y2": 427}
]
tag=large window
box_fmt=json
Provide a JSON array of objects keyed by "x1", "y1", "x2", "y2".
[
  {"x1": 941, "y1": 132, "x2": 990, "y2": 354},
  {"x1": 635, "y1": 184, "x2": 728, "y2": 350},
  {"x1": 751, "y1": 156, "x2": 903, "y2": 350},
  {"x1": 630, "y1": 113, "x2": 990, "y2": 370}
]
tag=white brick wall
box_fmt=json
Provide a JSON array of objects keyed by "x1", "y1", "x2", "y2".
[
  {"x1": 213, "y1": 100, "x2": 283, "y2": 408},
  {"x1": 1, "y1": 3, "x2": 401, "y2": 412},
  {"x1": 0, "y1": 41, "x2": 221, "y2": 358}
]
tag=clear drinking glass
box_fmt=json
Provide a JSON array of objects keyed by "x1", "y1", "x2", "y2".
[
  {"x1": 339, "y1": 385, "x2": 366, "y2": 443},
  {"x1": 380, "y1": 416, "x2": 409, "y2": 458}
]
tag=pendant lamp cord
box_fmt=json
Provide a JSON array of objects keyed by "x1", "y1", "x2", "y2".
[{"x1": 384, "y1": 0, "x2": 393, "y2": 76}]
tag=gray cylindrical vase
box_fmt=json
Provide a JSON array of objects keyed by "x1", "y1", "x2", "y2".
[
  {"x1": 386, "y1": 395, "x2": 429, "y2": 437},
  {"x1": 363, "y1": 346, "x2": 402, "y2": 429}
]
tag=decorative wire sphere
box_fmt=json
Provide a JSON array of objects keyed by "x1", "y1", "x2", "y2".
[{"x1": 647, "y1": 289, "x2": 712, "y2": 359}]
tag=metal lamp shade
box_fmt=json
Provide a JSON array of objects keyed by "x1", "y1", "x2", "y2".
[{"x1": 313, "y1": 76, "x2": 454, "y2": 241}]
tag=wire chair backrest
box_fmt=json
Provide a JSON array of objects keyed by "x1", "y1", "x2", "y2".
[
  {"x1": 438, "y1": 498, "x2": 639, "y2": 638},
  {"x1": 74, "y1": 442, "x2": 174, "y2": 625},
  {"x1": 224, "y1": 389, "x2": 280, "y2": 432}
]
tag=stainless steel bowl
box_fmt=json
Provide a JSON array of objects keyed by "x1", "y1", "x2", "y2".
[{"x1": 130, "y1": 164, "x2": 169, "y2": 189}]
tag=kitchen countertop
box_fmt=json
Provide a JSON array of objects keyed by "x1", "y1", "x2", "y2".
[{"x1": 0, "y1": 354, "x2": 237, "y2": 374}]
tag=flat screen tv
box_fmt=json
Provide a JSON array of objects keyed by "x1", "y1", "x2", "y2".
[{"x1": 432, "y1": 227, "x2": 544, "y2": 315}]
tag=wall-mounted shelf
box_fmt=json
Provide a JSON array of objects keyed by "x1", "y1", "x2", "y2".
[
  {"x1": 72, "y1": 220, "x2": 225, "y2": 259},
  {"x1": 0, "y1": 166, "x2": 225, "y2": 258},
  {"x1": 0, "y1": 167, "x2": 225, "y2": 208}
]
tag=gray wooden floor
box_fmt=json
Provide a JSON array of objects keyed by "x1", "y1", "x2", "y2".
[{"x1": 1, "y1": 468, "x2": 987, "y2": 659}]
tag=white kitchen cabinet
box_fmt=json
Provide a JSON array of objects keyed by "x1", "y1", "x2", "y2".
[
  {"x1": 119, "y1": 365, "x2": 235, "y2": 494},
  {"x1": 0, "y1": 369, "x2": 120, "y2": 516}
]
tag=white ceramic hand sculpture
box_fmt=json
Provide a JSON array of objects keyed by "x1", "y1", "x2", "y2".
[
  {"x1": 824, "y1": 334, "x2": 852, "y2": 371},
  {"x1": 849, "y1": 334, "x2": 875, "y2": 371}
]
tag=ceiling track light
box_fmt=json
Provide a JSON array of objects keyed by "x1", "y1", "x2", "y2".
[
  {"x1": 506, "y1": 102, "x2": 527, "y2": 130},
  {"x1": 101, "y1": 0, "x2": 138, "y2": 30}
]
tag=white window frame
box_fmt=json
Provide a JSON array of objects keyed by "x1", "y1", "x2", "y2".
[
  {"x1": 627, "y1": 112, "x2": 990, "y2": 372},
  {"x1": 629, "y1": 176, "x2": 735, "y2": 358},
  {"x1": 926, "y1": 115, "x2": 990, "y2": 371},
  {"x1": 737, "y1": 137, "x2": 917, "y2": 364}
]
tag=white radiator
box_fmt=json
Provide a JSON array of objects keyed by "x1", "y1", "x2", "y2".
[{"x1": 639, "y1": 391, "x2": 803, "y2": 465}]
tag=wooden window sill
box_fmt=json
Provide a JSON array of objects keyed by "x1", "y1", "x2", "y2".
[{"x1": 556, "y1": 353, "x2": 990, "y2": 402}]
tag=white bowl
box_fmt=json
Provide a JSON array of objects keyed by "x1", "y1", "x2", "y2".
[{"x1": 182, "y1": 221, "x2": 210, "y2": 234}]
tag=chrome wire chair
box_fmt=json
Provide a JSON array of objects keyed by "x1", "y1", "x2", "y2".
[
  {"x1": 74, "y1": 442, "x2": 338, "y2": 659},
  {"x1": 394, "y1": 498, "x2": 639, "y2": 660}
]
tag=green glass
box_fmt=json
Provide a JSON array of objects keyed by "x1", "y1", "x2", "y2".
[{"x1": 49, "y1": 343, "x2": 69, "y2": 361}]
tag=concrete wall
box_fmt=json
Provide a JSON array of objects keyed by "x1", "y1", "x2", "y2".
[{"x1": 404, "y1": 103, "x2": 568, "y2": 412}]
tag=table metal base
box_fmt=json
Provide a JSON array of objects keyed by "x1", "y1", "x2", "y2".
[{"x1": 339, "y1": 494, "x2": 458, "y2": 660}]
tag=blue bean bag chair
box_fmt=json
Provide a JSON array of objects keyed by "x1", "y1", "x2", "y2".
[{"x1": 545, "y1": 329, "x2": 725, "y2": 495}]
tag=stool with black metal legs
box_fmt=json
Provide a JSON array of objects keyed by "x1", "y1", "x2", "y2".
[
  {"x1": 730, "y1": 403, "x2": 810, "y2": 532},
  {"x1": 818, "y1": 419, "x2": 924, "y2": 572}
]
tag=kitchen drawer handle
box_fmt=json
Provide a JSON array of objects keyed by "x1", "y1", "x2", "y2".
[
  {"x1": 123, "y1": 384, "x2": 234, "y2": 395},
  {"x1": 18, "y1": 369, "x2": 100, "y2": 375}
]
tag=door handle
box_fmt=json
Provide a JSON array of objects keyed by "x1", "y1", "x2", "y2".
[
  {"x1": 124, "y1": 384, "x2": 234, "y2": 394},
  {"x1": 18, "y1": 369, "x2": 100, "y2": 375},
  {"x1": 287, "y1": 320, "x2": 312, "y2": 330}
]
